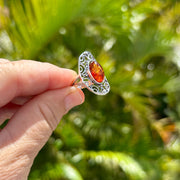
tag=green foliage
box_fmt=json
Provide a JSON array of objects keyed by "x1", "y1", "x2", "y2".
[
  {"x1": 0, "y1": 0, "x2": 180, "y2": 179},
  {"x1": 82, "y1": 151, "x2": 147, "y2": 180}
]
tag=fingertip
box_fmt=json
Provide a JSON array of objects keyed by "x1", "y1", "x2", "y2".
[
  {"x1": 64, "y1": 87, "x2": 85, "y2": 112},
  {"x1": 71, "y1": 69, "x2": 78, "y2": 78},
  {"x1": 77, "y1": 87, "x2": 85, "y2": 103},
  {"x1": 66, "y1": 69, "x2": 78, "y2": 83}
]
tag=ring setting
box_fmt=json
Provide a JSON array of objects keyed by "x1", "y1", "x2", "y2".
[{"x1": 72, "y1": 51, "x2": 110, "y2": 95}]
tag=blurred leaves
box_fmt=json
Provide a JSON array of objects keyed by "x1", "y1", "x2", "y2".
[
  {"x1": 0, "y1": 0, "x2": 180, "y2": 179},
  {"x1": 82, "y1": 151, "x2": 147, "y2": 180},
  {"x1": 30, "y1": 162, "x2": 83, "y2": 180},
  {"x1": 1, "y1": 0, "x2": 83, "y2": 58}
]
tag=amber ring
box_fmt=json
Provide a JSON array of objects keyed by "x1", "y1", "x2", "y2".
[{"x1": 72, "y1": 51, "x2": 110, "y2": 95}]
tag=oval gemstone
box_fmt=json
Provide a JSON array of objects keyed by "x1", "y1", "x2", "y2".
[{"x1": 89, "y1": 61, "x2": 104, "y2": 83}]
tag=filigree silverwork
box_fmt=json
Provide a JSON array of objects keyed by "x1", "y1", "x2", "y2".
[{"x1": 72, "y1": 51, "x2": 110, "y2": 95}]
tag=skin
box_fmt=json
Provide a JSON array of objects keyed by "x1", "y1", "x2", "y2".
[{"x1": 0, "y1": 59, "x2": 85, "y2": 180}]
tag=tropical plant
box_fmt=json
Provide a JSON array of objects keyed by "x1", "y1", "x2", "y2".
[{"x1": 0, "y1": 0, "x2": 180, "y2": 179}]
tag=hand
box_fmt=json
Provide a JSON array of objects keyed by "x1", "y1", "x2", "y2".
[{"x1": 0, "y1": 59, "x2": 84, "y2": 180}]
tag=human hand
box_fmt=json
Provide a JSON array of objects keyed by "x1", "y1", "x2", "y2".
[{"x1": 0, "y1": 59, "x2": 84, "y2": 180}]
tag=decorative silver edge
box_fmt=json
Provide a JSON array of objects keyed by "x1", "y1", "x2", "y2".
[{"x1": 78, "y1": 51, "x2": 110, "y2": 95}]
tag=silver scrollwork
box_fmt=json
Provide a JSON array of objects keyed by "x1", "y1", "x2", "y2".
[{"x1": 78, "y1": 51, "x2": 110, "y2": 95}]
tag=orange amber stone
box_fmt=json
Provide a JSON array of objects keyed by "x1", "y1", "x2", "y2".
[{"x1": 89, "y1": 61, "x2": 104, "y2": 83}]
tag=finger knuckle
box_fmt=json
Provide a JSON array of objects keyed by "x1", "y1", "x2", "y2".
[{"x1": 37, "y1": 102, "x2": 59, "y2": 131}]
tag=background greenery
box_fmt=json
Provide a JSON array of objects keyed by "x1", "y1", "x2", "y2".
[{"x1": 0, "y1": 0, "x2": 180, "y2": 179}]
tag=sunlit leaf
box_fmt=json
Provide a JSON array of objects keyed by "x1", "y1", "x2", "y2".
[{"x1": 82, "y1": 151, "x2": 147, "y2": 180}]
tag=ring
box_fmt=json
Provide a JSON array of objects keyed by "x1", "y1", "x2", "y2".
[{"x1": 72, "y1": 51, "x2": 110, "y2": 95}]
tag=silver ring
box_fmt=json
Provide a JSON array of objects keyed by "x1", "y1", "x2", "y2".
[{"x1": 72, "y1": 51, "x2": 110, "y2": 95}]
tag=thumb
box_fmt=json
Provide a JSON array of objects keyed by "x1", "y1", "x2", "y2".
[{"x1": 0, "y1": 86, "x2": 84, "y2": 180}]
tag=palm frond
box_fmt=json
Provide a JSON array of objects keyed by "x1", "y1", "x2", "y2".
[
  {"x1": 3, "y1": 0, "x2": 83, "y2": 58},
  {"x1": 29, "y1": 162, "x2": 83, "y2": 180},
  {"x1": 82, "y1": 151, "x2": 147, "y2": 180}
]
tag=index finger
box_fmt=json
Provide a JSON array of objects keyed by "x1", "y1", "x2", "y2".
[{"x1": 0, "y1": 60, "x2": 77, "y2": 107}]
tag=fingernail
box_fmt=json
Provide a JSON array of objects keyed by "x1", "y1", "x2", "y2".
[{"x1": 64, "y1": 87, "x2": 84, "y2": 112}]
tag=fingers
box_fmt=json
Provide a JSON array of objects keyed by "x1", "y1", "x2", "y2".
[
  {"x1": 0, "y1": 60, "x2": 77, "y2": 107},
  {"x1": 0, "y1": 58, "x2": 10, "y2": 63},
  {"x1": 0, "y1": 86, "x2": 84, "y2": 180},
  {"x1": 11, "y1": 96, "x2": 33, "y2": 105},
  {"x1": 0, "y1": 103, "x2": 21, "y2": 125},
  {"x1": 0, "y1": 96, "x2": 32, "y2": 125}
]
